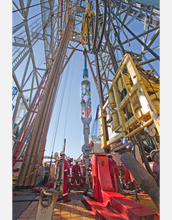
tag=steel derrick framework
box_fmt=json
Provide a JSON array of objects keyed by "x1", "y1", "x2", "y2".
[
  {"x1": 89, "y1": 0, "x2": 159, "y2": 99},
  {"x1": 12, "y1": 0, "x2": 159, "y2": 167}
]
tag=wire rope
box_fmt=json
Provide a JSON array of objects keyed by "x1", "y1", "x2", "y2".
[
  {"x1": 49, "y1": 56, "x2": 72, "y2": 156},
  {"x1": 50, "y1": 64, "x2": 70, "y2": 155},
  {"x1": 48, "y1": 73, "x2": 63, "y2": 156},
  {"x1": 63, "y1": 55, "x2": 76, "y2": 140},
  {"x1": 47, "y1": 56, "x2": 65, "y2": 156}
]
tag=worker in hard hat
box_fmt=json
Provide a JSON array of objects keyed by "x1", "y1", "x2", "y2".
[
  {"x1": 56, "y1": 152, "x2": 71, "y2": 202},
  {"x1": 150, "y1": 150, "x2": 159, "y2": 165},
  {"x1": 108, "y1": 154, "x2": 126, "y2": 194},
  {"x1": 107, "y1": 154, "x2": 120, "y2": 192},
  {"x1": 43, "y1": 162, "x2": 50, "y2": 185},
  {"x1": 69, "y1": 160, "x2": 81, "y2": 190},
  {"x1": 54, "y1": 152, "x2": 59, "y2": 162},
  {"x1": 118, "y1": 161, "x2": 132, "y2": 193},
  {"x1": 80, "y1": 164, "x2": 86, "y2": 187},
  {"x1": 150, "y1": 149, "x2": 159, "y2": 186}
]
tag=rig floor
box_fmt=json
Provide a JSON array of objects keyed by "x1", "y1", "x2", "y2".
[{"x1": 13, "y1": 188, "x2": 159, "y2": 220}]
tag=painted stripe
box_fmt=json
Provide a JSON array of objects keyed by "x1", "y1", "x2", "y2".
[{"x1": 63, "y1": 192, "x2": 68, "y2": 196}]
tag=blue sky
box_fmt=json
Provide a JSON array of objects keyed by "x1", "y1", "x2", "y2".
[{"x1": 12, "y1": 0, "x2": 160, "y2": 162}]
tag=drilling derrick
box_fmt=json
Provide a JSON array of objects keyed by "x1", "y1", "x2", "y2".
[{"x1": 12, "y1": 0, "x2": 160, "y2": 217}]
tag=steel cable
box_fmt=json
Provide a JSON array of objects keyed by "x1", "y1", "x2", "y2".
[
  {"x1": 63, "y1": 55, "x2": 75, "y2": 140},
  {"x1": 49, "y1": 55, "x2": 72, "y2": 156}
]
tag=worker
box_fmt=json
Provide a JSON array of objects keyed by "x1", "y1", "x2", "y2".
[
  {"x1": 150, "y1": 150, "x2": 159, "y2": 186},
  {"x1": 69, "y1": 160, "x2": 81, "y2": 190},
  {"x1": 123, "y1": 163, "x2": 132, "y2": 188},
  {"x1": 56, "y1": 152, "x2": 71, "y2": 202},
  {"x1": 80, "y1": 164, "x2": 86, "y2": 187},
  {"x1": 43, "y1": 162, "x2": 50, "y2": 185},
  {"x1": 88, "y1": 163, "x2": 92, "y2": 188},
  {"x1": 119, "y1": 162, "x2": 132, "y2": 189},
  {"x1": 150, "y1": 150, "x2": 159, "y2": 165},
  {"x1": 107, "y1": 154, "x2": 120, "y2": 192},
  {"x1": 36, "y1": 165, "x2": 45, "y2": 186}
]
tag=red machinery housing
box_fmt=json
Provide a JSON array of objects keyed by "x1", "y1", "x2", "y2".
[{"x1": 83, "y1": 154, "x2": 159, "y2": 220}]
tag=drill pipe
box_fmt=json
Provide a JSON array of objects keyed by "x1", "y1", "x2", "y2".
[{"x1": 121, "y1": 152, "x2": 159, "y2": 209}]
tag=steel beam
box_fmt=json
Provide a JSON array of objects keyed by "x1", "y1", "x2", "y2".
[
  {"x1": 127, "y1": 0, "x2": 159, "y2": 10},
  {"x1": 12, "y1": 1, "x2": 25, "y2": 20},
  {"x1": 111, "y1": 11, "x2": 160, "y2": 60}
]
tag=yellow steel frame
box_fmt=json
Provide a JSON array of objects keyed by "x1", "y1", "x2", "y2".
[
  {"x1": 80, "y1": 10, "x2": 95, "y2": 47},
  {"x1": 99, "y1": 53, "x2": 160, "y2": 148},
  {"x1": 80, "y1": 0, "x2": 95, "y2": 47}
]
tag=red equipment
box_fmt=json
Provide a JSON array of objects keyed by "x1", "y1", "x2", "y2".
[
  {"x1": 83, "y1": 154, "x2": 159, "y2": 220},
  {"x1": 119, "y1": 162, "x2": 133, "y2": 188},
  {"x1": 108, "y1": 156, "x2": 119, "y2": 192}
]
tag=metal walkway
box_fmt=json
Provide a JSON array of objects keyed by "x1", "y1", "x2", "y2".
[
  {"x1": 13, "y1": 190, "x2": 37, "y2": 220},
  {"x1": 14, "y1": 190, "x2": 159, "y2": 220},
  {"x1": 16, "y1": 191, "x2": 95, "y2": 220}
]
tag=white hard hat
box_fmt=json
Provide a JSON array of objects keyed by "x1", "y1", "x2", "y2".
[
  {"x1": 150, "y1": 150, "x2": 159, "y2": 161},
  {"x1": 60, "y1": 151, "x2": 65, "y2": 156},
  {"x1": 54, "y1": 152, "x2": 58, "y2": 157}
]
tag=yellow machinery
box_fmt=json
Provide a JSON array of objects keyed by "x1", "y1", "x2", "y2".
[
  {"x1": 13, "y1": 169, "x2": 19, "y2": 185},
  {"x1": 80, "y1": 0, "x2": 95, "y2": 47},
  {"x1": 99, "y1": 53, "x2": 160, "y2": 149},
  {"x1": 13, "y1": 174, "x2": 18, "y2": 185}
]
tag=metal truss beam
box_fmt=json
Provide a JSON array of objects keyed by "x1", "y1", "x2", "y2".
[{"x1": 12, "y1": 0, "x2": 160, "y2": 172}]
